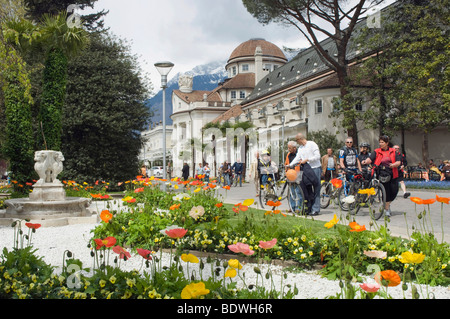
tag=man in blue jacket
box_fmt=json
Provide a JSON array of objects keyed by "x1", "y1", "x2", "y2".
[{"x1": 232, "y1": 159, "x2": 244, "y2": 187}]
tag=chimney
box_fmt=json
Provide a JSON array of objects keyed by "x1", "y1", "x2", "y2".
[{"x1": 254, "y1": 46, "x2": 263, "y2": 86}]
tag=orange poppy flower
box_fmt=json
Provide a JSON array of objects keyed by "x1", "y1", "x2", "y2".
[
  {"x1": 410, "y1": 197, "x2": 424, "y2": 204},
  {"x1": 25, "y1": 222, "x2": 41, "y2": 230},
  {"x1": 375, "y1": 270, "x2": 401, "y2": 287},
  {"x1": 170, "y1": 203, "x2": 181, "y2": 210},
  {"x1": 422, "y1": 198, "x2": 436, "y2": 205},
  {"x1": 267, "y1": 200, "x2": 281, "y2": 207},
  {"x1": 94, "y1": 236, "x2": 117, "y2": 250},
  {"x1": 232, "y1": 207, "x2": 239, "y2": 213},
  {"x1": 349, "y1": 221, "x2": 366, "y2": 232},
  {"x1": 165, "y1": 228, "x2": 188, "y2": 239},
  {"x1": 223, "y1": 185, "x2": 230, "y2": 190},
  {"x1": 239, "y1": 205, "x2": 249, "y2": 212},
  {"x1": 100, "y1": 210, "x2": 113, "y2": 223},
  {"x1": 215, "y1": 202, "x2": 223, "y2": 208},
  {"x1": 208, "y1": 183, "x2": 216, "y2": 189},
  {"x1": 330, "y1": 178, "x2": 343, "y2": 188},
  {"x1": 436, "y1": 195, "x2": 450, "y2": 204}
]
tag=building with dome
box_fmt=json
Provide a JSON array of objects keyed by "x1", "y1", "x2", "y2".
[{"x1": 169, "y1": 38, "x2": 289, "y2": 177}]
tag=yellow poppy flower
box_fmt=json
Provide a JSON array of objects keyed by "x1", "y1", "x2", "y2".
[
  {"x1": 225, "y1": 268, "x2": 237, "y2": 278},
  {"x1": 181, "y1": 282, "x2": 210, "y2": 299},
  {"x1": 228, "y1": 259, "x2": 243, "y2": 269},
  {"x1": 399, "y1": 251, "x2": 425, "y2": 264},
  {"x1": 324, "y1": 214, "x2": 339, "y2": 229},
  {"x1": 181, "y1": 253, "x2": 199, "y2": 264}
]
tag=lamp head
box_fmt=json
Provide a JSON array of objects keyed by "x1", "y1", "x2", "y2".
[{"x1": 154, "y1": 61, "x2": 174, "y2": 88}]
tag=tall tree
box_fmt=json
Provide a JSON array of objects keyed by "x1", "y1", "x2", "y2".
[
  {"x1": 352, "y1": 0, "x2": 449, "y2": 162},
  {"x1": 390, "y1": 0, "x2": 449, "y2": 165},
  {"x1": 242, "y1": 0, "x2": 385, "y2": 145},
  {"x1": 37, "y1": 12, "x2": 88, "y2": 150},
  {"x1": 61, "y1": 33, "x2": 152, "y2": 184}
]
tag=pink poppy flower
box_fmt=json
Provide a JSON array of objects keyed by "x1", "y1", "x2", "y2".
[
  {"x1": 113, "y1": 245, "x2": 131, "y2": 259},
  {"x1": 228, "y1": 242, "x2": 255, "y2": 256},
  {"x1": 360, "y1": 282, "x2": 381, "y2": 293},
  {"x1": 259, "y1": 238, "x2": 277, "y2": 250}
]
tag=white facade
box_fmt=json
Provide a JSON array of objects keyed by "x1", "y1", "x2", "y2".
[{"x1": 139, "y1": 124, "x2": 173, "y2": 168}]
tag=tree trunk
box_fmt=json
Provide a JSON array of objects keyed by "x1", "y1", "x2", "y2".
[
  {"x1": 422, "y1": 132, "x2": 429, "y2": 168},
  {"x1": 338, "y1": 68, "x2": 358, "y2": 146}
]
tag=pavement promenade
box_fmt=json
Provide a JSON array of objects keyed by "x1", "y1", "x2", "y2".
[{"x1": 214, "y1": 181, "x2": 450, "y2": 243}]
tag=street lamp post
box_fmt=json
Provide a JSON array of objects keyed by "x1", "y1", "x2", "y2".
[
  {"x1": 154, "y1": 61, "x2": 174, "y2": 186},
  {"x1": 277, "y1": 102, "x2": 288, "y2": 166}
]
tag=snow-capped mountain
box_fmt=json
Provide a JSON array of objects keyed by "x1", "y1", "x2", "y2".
[{"x1": 147, "y1": 60, "x2": 227, "y2": 127}]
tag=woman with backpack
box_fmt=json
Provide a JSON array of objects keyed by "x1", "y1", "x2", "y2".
[{"x1": 361, "y1": 135, "x2": 401, "y2": 217}]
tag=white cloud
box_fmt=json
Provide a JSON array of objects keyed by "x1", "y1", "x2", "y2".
[
  {"x1": 80, "y1": 0, "x2": 397, "y2": 92},
  {"x1": 81, "y1": 0, "x2": 305, "y2": 91}
]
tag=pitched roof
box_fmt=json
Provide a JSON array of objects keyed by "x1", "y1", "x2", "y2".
[
  {"x1": 173, "y1": 90, "x2": 222, "y2": 103},
  {"x1": 220, "y1": 73, "x2": 255, "y2": 90},
  {"x1": 211, "y1": 104, "x2": 243, "y2": 123}
]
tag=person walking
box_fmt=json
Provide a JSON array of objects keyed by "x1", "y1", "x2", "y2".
[
  {"x1": 182, "y1": 162, "x2": 189, "y2": 181},
  {"x1": 232, "y1": 159, "x2": 244, "y2": 187},
  {"x1": 258, "y1": 150, "x2": 276, "y2": 188},
  {"x1": 285, "y1": 141, "x2": 303, "y2": 213},
  {"x1": 196, "y1": 163, "x2": 204, "y2": 180},
  {"x1": 362, "y1": 135, "x2": 402, "y2": 217},
  {"x1": 222, "y1": 161, "x2": 231, "y2": 186},
  {"x1": 249, "y1": 151, "x2": 260, "y2": 196},
  {"x1": 393, "y1": 145, "x2": 410, "y2": 198},
  {"x1": 321, "y1": 148, "x2": 339, "y2": 182},
  {"x1": 203, "y1": 163, "x2": 210, "y2": 183},
  {"x1": 288, "y1": 133, "x2": 321, "y2": 216}
]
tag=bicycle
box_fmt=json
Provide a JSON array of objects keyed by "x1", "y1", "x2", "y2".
[
  {"x1": 337, "y1": 169, "x2": 365, "y2": 214},
  {"x1": 320, "y1": 173, "x2": 345, "y2": 209},
  {"x1": 344, "y1": 167, "x2": 387, "y2": 220},
  {"x1": 259, "y1": 165, "x2": 306, "y2": 215}
]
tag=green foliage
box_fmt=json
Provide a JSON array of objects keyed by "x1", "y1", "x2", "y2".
[
  {"x1": 352, "y1": 0, "x2": 450, "y2": 136},
  {"x1": 307, "y1": 129, "x2": 343, "y2": 157},
  {"x1": 61, "y1": 32, "x2": 151, "y2": 184},
  {"x1": 0, "y1": 48, "x2": 35, "y2": 189},
  {"x1": 38, "y1": 47, "x2": 67, "y2": 150}
]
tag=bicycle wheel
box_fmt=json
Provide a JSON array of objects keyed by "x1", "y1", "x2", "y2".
[
  {"x1": 338, "y1": 181, "x2": 359, "y2": 213},
  {"x1": 337, "y1": 185, "x2": 350, "y2": 211},
  {"x1": 320, "y1": 182, "x2": 332, "y2": 209},
  {"x1": 259, "y1": 182, "x2": 279, "y2": 209},
  {"x1": 287, "y1": 183, "x2": 305, "y2": 215},
  {"x1": 348, "y1": 183, "x2": 363, "y2": 215},
  {"x1": 369, "y1": 182, "x2": 386, "y2": 220}
]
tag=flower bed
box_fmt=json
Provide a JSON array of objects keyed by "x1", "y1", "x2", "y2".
[{"x1": 1, "y1": 176, "x2": 449, "y2": 299}]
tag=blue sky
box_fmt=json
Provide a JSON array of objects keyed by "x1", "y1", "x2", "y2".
[{"x1": 81, "y1": 0, "x2": 395, "y2": 94}]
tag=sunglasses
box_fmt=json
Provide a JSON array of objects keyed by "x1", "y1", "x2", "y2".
[{"x1": 346, "y1": 141, "x2": 353, "y2": 144}]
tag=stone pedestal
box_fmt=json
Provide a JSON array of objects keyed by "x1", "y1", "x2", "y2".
[{"x1": 1, "y1": 150, "x2": 96, "y2": 225}]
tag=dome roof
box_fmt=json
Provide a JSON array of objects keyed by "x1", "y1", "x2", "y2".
[{"x1": 228, "y1": 38, "x2": 287, "y2": 63}]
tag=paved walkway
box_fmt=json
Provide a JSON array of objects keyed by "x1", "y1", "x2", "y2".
[{"x1": 214, "y1": 181, "x2": 450, "y2": 243}]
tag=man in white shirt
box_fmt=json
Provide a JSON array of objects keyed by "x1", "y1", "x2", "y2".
[{"x1": 288, "y1": 133, "x2": 322, "y2": 215}]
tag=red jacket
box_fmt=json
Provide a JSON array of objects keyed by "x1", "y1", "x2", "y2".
[{"x1": 373, "y1": 148, "x2": 399, "y2": 179}]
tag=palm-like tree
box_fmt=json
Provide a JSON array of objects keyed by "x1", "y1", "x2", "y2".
[{"x1": 38, "y1": 12, "x2": 89, "y2": 150}]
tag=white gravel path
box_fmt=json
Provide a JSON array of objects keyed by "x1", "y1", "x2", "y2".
[{"x1": 0, "y1": 222, "x2": 449, "y2": 299}]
